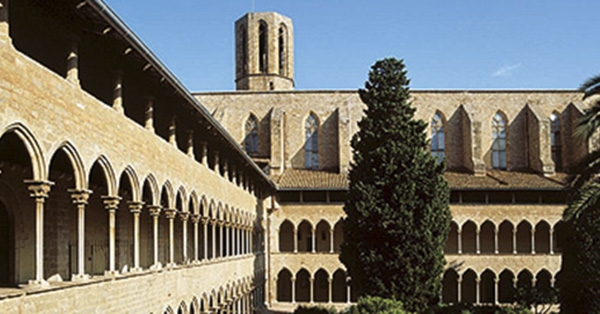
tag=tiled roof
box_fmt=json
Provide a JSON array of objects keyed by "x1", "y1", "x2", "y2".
[{"x1": 272, "y1": 168, "x2": 568, "y2": 190}]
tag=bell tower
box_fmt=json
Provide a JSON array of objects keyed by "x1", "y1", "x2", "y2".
[{"x1": 235, "y1": 12, "x2": 294, "y2": 91}]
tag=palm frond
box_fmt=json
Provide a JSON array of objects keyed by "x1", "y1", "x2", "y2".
[
  {"x1": 580, "y1": 74, "x2": 600, "y2": 95},
  {"x1": 568, "y1": 148, "x2": 600, "y2": 189},
  {"x1": 565, "y1": 181, "x2": 600, "y2": 221},
  {"x1": 574, "y1": 100, "x2": 600, "y2": 140}
]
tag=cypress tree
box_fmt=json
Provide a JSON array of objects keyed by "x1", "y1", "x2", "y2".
[{"x1": 339, "y1": 58, "x2": 451, "y2": 312}]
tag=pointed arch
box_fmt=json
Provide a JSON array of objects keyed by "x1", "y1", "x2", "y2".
[
  {"x1": 315, "y1": 219, "x2": 332, "y2": 253},
  {"x1": 258, "y1": 20, "x2": 268, "y2": 73},
  {"x1": 142, "y1": 173, "x2": 159, "y2": 205},
  {"x1": 431, "y1": 111, "x2": 446, "y2": 163},
  {"x1": 244, "y1": 114, "x2": 259, "y2": 155},
  {"x1": 89, "y1": 155, "x2": 117, "y2": 196},
  {"x1": 499, "y1": 269, "x2": 516, "y2": 303},
  {"x1": 189, "y1": 190, "x2": 199, "y2": 215},
  {"x1": 278, "y1": 23, "x2": 288, "y2": 75},
  {"x1": 1, "y1": 122, "x2": 46, "y2": 180},
  {"x1": 492, "y1": 111, "x2": 508, "y2": 169},
  {"x1": 200, "y1": 195, "x2": 208, "y2": 217},
  {"x1": 442, "y1": 268, "x2": 459, "y2": 304},
  {"x1": 161, "y1": 181, "x2": 175, "y2": 209},
  {"x1": 176, "y1": 186, "x2": 187, "y2": 211},
  {"x1": 118, "y1": 165, "x2": 140, "y2": 202},
  {"x1": 49, "y1": 141, "x2": 86, "y2": 190},
  {"x1": 550, "y1": 111, "x2": 562, "y2": 171}
]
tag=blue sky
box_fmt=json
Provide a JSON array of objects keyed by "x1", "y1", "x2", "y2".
[{"x1": 104, "y1": 0, "x2": 600, "y2": 91}]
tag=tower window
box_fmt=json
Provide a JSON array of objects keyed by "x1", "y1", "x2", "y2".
[
  {"x1": 238, "y1": 25, "x2": 247, "y2": 76},
  {"x1": 305, "y1": 113, "x2": 319, "y2": 169},
  {"x1": 259, "y1": 22, "x2": 268, "y2": 73},
  {"x1": 279, "y1": 26, "x2": 286, "y2": 75},
  {"x1": 492, "y1": 112, "x2": 507, "y2": 169},
  {"x1": 245, "y1": 115, "x2": 259, "y2": 155},
  {"x1": 431, "y1": 112, "x2": 445, "y2": 163},
  {"x1": 550, "y1": 113, "x2": 562, "y2": 171}
]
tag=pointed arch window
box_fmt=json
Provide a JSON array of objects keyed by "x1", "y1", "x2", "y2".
[
  {"x1": 278, "y1": 25, "x2": 287, "y2": 75},
  {"x1": 431, "y1": 112, "x2": 445, "y2": 163},
  {"x1": 258, "y1": 21, "x2": 268, "y2": 73},
  {"x1": 244, "y1": 115, "x2": 258, "y2": 155},
  {"x1": 305, "y1": 114, "x2": 319, "y2": 169},
  {"x1": 492, "y1": 113, "x2": 507, "y2": 169},
  {"x1": 238, "y1": 25, "x2": 248, "y2": 76},
  {"x1": 550, "y1": 113, "x2": 562, "y2": 171}
]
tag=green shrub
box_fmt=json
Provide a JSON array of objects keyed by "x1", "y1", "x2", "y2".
[
  {"x1": 344, "y1": 296, "x2": 407, "y2": 314},
  {"x1": 293, "y1": 304, "x2": 338, "y2": 314}
]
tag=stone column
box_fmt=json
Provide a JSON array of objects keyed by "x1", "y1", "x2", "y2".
[
  {"x1": 494, "y1": 228, "x2": 499, "y2": 254},
  {"x1": 212, "y1": 219, "x2": 217, "y2": 259},
  {"x1": 224, "y1": 222, "x2": 230, "y2": 257},
  {"x1": 328, "y1": 278, "x2": 332, "y2": 303},
  {"x1": 457, "y1": 277, "x2": 462, "y2": 303},
  {"x1": 219, "y1": 221, "x2": 225, "y2": 258},
  {"x1": 102, "y1": 195, "x2": 121, "y2": 274},
  {"x1": 293, "y1": 228, "x2": 298, "y2": 253},
  {"x1": 475, "y1": 228, "x2": 480, "y2": 254},
  {"x1": 66, "y1": 40, "x2": 80, "y2": 86},
  {"x1": 128, "y1": 201, "x2": 143, "y2": 271},
  {"x1": 0, "y1": 0, "x2": 9, "y2": 44},
  {"x1": 148, "y1": 205, "x2": 161, "y2": 268},
  {"x1": 311, "y1": 227, "x2": 316, "y2": 253},
  {"x1": 346, "y1": 279, "x2": 352, "y2": 304},
  {"x1": 232, "y1": 166, "x2": 237, "y2": 185},
  {"x1": 214, "y1": 151, "x2": 220, "y2": 175},
  {"x1": 69, "y1": 189, "x2": 91, "y2": 280},
  {"x1": 144, "y1": 97, "x2": 155, "y2": 132},
  {"x1": 169, "y1": 116, "x2": 177, "y2": 147},
  {"x1": 186, "y1": 130, "x2": 195, "y2": 159},
  {"x1": 112, "y1": 71, "x2": 124, "y2": 114},
  {"x1": 457, "y1": 228, "x2": 462, "y2": 254},
  {"x1": 494, "y1": 278, "x2": 499, "y2": 305},
  {"x1": 291, "y1": 277, "x2": 296, "y2": 303},
  {"x1": 191, "y1": 214, "x2": 200, "y2": 263},
  {"x1": 180, "y1": 211, "x2": 189, "y2": 263},
  {"x1": 164, "y1": 208, "x2": 177, "y2": 266},
  {"x1": 25, "y1": 180, "x2": 53, "y2": 285},
  {"x1": 475, "y1": 278, "x2": 480, "y2": 304},
  {"x1": 200, "y1": 142, "x2": 208, "y2": 167},
  {"x1": 531, "y1": 227, "x2": 536, "y2": 254},
  {"x1": 202, "y1": 218, "x2": 208, "y2": 261},
  {"x1": 549, "y1": 227, "x2": 554, "y2": 254},
  {"x1": 512, "y1": 229, "x2": 517, "y2": 254},
  {"x1": 249, "y1": 228, "x2": 253, "y2": 254},
  {"x1": 223, "y1": 159, "x2": 229, "y2": 181},
  {"x1": 329, "y1": 229, "x2": 334, "y2": 253}
]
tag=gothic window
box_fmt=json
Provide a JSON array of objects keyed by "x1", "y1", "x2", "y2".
[
  {"x1": 238, "y1": 25, "x2": 247, "y2": 76},
  {"x1": 258, "y1": 21, "x2": 268, "y2": 73},
  {"x1": 492, "y1": 112, "x2": 507, "y2": 169},
  {"x1": 431, "y1": 112, "x2": 445, "y2": 163},
  {"x1": 305, "y1": 114, "x2": 319, "y2": 169},
  {"x1": 550, "y1": 113, "x2": 562, "y2": 171},
  {"x1": 278, "y1": 25, "x2": 286, "y2": 75},
  {"x1": 244, "y1": 115, "x2": 258, "y2": 155}
]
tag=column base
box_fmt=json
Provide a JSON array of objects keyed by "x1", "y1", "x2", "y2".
[
  {"x1": 131, "y1": 267, "x2": 143, "y2": 273},
  {"x1": 27, "y1": 279, "x2": 50, "y2": 287},
  {"x1": 150, "y1": 263, "x2": 162, "y2": 271},
  {"x1": 71, "y1": 274, "x2": 90, "y2": 282},
  {"x1": 104, "y1": 270, "x2": 119, "y2": 276}
]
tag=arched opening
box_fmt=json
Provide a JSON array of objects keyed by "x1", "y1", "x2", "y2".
[
  {"x1": 313, "y1": 269, "x2": 329, "y2": 303},
  {"x1": 177, "y1": 301, "x2": 186, "y2": 314},
  {"x1": 141, "y1": 178, "x2": 155, "y2": 269},
  {"x1": 536, "y1": 269, "x2": 553, "y2": 294},
  {"x1": 332, "y1": 269, "x2": 346, "y2": 303},
  {"x1": 492, "y1": 112, "x2": 507, "y2": 169},
  {"x1": 0, "y1": 131, "x2": 35, "y2": 285},
  {"x1": 199, "y1": 201, "x2": 206, "y2": 260},
  {"x1": 279, "y1": 220, "x2": 294, "y2": 252},
  {"x1": 499, "y1": 269, "x2": 515, "y2": 304},
  {"x1": 550, "y1": 112, "x2": 562, "y2": 171},
  {"x1": 277, "y1": 268, "x2": 292, "y2": 302},
  {"x1": 535, "y1": 221, "x2": 551, "y2": 254},
  {"x1": 498, "y1": 220, "x2": 513, "y2": 254},
  {"x1": 315, "y1": 220, "x2": 331, "y2": 253},
  {"x1": 278, "y1": 25, "x2": 286, "y2": 75},
  {"x1": 159, "y1": 186, "x2": 171, "y2": 264},
  {"x1": 516, "y1": 221, "x2": 532, "y2": 254},
  {"x1": 480, "y1": 269, "x2": 496, "y2": 304},
  {"x1": 116, "y1": 171, "x2": 135, "y2": 272},
  {"x1": 187, "y1": 196, "x2": 195, "y2": 261},
  {"x1": 297, "y1": 220, "x2": 312, "y2": 252},
  {"x1": 46, "y1": 147, "x2": 78, "y2": 280},
  {"x1": 445, "y1": 221, "x2": 458, "y2": 254},
  {"x1": 207, "y1": 204, "x2": 214, "y2": 260},
  {"x1": 431, "y1": 112, "x2": 445, "y2": 163},
  {"x1": 333, "y1": 220, "x2": 343, "y2": 253},
  {"x1": 258, "y1": 21, "x2": 268, "y2": 73},
  {"x1": 554, "y1": 221, "x2": 565, "y2": 253},
  {"x1": 462, "y1": 221, "x2": 477, "y2": 254},
  {"x1": 237, "y1": 25, "x2": 247, "y2": 76},
  {"x1": 175, "y1": 191, "x2": 184, "y2": 263},
  {"x1": 461, "y1": 269, "x2": 477, "y2": 304},
  {"x1": 244, "y1": 115, "x2": 258, "y2": 156},
  {"x1": 295, "y1": 269, "x2": 311, "y2": 302},
  {"x1": 442, "y1": 269, "x2": 459, "y2": 304},
  {"x1": 517, "y1": 270, "x2": 533, "y2": 291},
  {"x1": 87, "y1": 160, "x2": 110, "y2": 276},
  {"x1": 480, "y1": 221, "x2": 495, "y2": 254}
]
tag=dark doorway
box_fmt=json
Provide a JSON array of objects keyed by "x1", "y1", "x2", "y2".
[{"x1": 0, "y1": 201, "x2": 12, "y2": 286}]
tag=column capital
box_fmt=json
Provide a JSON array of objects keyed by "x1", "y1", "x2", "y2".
[
  {"x1": 68, "y1": 189, "x2": 92, "y2": 205},
  {"x1": 101, "y1": 195, "x2": 122, "y2": 211},
  {"x1": 218, "y1": 221, "x2": 225, "y2": 227},
  {"x1": 179, "y1": 211, "x2": 190, "y2": 221},
  {"x1": 190, "y1": 214, "x2": 200, "y2": 224},
  {"x1": 147, "y1": 205, "x2": 162, "y2": 217},
  {"x1": 200, "y1": 217, "x2": 209, "y2": 225},
  {"x1": 128, "y1": 201, "x2": 144, "y2": 214},
  {"x1": 24, "y1": 180, "x2": 54, "y2": 199},
  {"x1": 164, "y1": 208, "x2": 177, "y2": 219}
]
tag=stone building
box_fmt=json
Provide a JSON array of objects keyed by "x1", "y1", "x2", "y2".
[
  {"x1": 195, "y1": 11, "x2": 588, "y2": 313},
  {"x1": 0, "y1": 1, "x2": 588, "y2": 313}
]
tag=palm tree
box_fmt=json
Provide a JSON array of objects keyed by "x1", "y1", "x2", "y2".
[{"x1": 559, "y1": 75, "x2": 600, "y2": 313}]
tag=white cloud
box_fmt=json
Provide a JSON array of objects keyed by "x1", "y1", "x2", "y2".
[{"x1": 493, "y1": 63, "x2": 522, "y2": 77}]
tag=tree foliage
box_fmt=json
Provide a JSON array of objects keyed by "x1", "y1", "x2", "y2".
[
  {"x1": 339, "y1": 58, "x2": 451, "y2": 312},
  {"x1": 559, "y1": 74, "x2": 600, "y2": 313}
]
